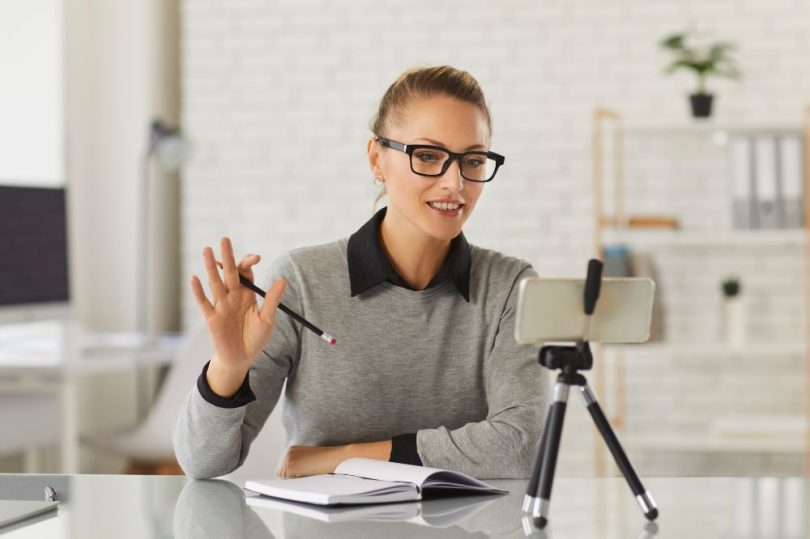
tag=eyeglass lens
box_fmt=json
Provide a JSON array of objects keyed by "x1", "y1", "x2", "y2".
[{"x1": 411, "y1": 148, "x2": 497, "y2": 181}]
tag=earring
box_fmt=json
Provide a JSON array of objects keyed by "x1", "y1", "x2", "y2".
[{"x1": 373, "y1": 176, "x2": 385, "y2": 187}]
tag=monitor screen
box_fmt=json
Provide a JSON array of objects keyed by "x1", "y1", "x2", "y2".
[{"x1": 0, "y1": 186, "x2": 69, "y2": 306}]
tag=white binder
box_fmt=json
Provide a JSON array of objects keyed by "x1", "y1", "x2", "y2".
[
  {"x1": 754, "y1": 136, "x2": 779, "y2": 229},
  {"x1": 779, "y1": 135, "x2": 804, "y2": 228},
  {"x1": 729, "y1": 136, "x2": 753, "y2": 229}
]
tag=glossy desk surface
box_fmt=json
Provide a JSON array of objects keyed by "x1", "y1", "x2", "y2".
[{"x1": 0, "y1": 474, "x2": 805, "y2": 538}]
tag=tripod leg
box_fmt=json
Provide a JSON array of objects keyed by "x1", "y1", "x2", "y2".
[
  {"x1": 531, "y1": 382, "x2": 570, "y2": 529},
  {"x1": 523, "y1": 389, "x2": 554, "y2": 512},
  {"x1": 579, "y1": 384, "x2": 659, "y2": 521}
]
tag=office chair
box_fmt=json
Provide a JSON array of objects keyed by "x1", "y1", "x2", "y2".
[{"x1": 83, "y1": 319, "x2": 287, "y2": 476}]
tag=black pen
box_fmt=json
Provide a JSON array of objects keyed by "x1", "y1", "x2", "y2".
[{"x1": 216, "y1": 261, "x2": 336, "y2": 345}]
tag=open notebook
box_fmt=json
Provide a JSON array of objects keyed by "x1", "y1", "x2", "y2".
[
  {"x1": 244, "y1": 458, "x2": 507, "y2": 506},
  {"x1": 246, "y1": 491, "x2": 500, "y2": 526}
]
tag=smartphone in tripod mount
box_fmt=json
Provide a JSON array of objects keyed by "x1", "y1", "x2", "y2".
[{"x1": 514, "y1": 277, "x2": 655, "y2": 345}]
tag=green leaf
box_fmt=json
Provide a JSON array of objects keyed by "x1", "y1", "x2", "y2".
[
  {"x1": 694, "y1": 59, "x2": 715, "y2": 74},
  {"x1": 660, "y1": 33, "x2": 685, "y2": 50},
  {"x1": 664, "y1": 59, "x2": 700, "y2": 74}
]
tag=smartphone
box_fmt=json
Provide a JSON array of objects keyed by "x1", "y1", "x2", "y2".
[{"x1": 514, "y1": 277, "x2": 655, "y2": 345}]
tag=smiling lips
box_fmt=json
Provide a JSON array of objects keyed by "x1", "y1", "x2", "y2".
[
  {"x1": 427, "y1": 200, "x2": 464, "y2": 211},
  {"x1": 427, "y1": 200, "x2": 464, "y2": 217}
]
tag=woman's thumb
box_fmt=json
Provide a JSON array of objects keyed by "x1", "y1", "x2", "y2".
[{"x1": 260, "y1": 278, "x2": 287, "y2": 326}]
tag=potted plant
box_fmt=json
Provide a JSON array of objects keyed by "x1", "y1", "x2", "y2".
[{"x1": 660, "y1": 31, "x2": 741, "y2": 118}]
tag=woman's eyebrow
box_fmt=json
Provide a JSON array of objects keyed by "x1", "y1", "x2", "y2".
[{"x1": 414, "y1": 137, "x2": 486, "y2": 151}]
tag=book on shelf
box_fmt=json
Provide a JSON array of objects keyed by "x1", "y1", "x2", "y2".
[
  {"x1": 244, "y1": 458, "x2": 507, "y2": 507},
  {"x1": 625, "y1": 215, "x2": 679, "y2": 229}
]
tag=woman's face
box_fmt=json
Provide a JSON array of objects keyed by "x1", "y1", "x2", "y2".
[{"x1": 368, "y1": 95, "x2": 491, "y2": 242}]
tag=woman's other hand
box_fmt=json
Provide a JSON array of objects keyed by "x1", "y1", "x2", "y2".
[{"x1": 276, "y1": 440, "x2": 393, "y2": 478}]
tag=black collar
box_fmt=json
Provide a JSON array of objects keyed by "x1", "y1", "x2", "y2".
[{"x1": 347, "y1": 207, "x2": 471, "y2": 302}]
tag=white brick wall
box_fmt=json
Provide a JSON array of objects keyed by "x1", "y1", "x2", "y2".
[{"x1": 180, "y1": 0, "x2": 810, "y2": 476}]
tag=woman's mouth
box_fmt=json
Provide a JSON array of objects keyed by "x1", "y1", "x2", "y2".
[{"x1": 427, "y1": 201, "x2": 464, "y2": 217}]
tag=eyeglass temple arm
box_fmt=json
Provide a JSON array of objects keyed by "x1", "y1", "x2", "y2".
[{"x1": 375, "y1": 136, "x2": 407, "y2": 153}]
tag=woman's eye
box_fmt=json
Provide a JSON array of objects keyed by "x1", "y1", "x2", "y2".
[
  {"x1": 415, "y1": 152, "x2": 441, "y2": 162},
  {"x1": 464, "y1": 157, "x2": 484, "y2": 168}
]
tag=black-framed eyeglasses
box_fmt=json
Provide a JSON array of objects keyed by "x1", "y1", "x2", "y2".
[{"x1": 375, "y1": 136, "x2": 505, "y2": 183}]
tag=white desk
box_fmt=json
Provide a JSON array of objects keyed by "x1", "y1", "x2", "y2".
[
  {"x1": 0, "y1": 474, "x2": 806, "y2": 537},
  {"x1": 0, "y1": 321, "x2": 182, "y2": 473}
]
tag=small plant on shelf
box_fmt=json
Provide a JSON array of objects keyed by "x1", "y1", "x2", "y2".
[
  {"x1": 721, "y1": 276, "x2": 741, "y2": 298},
  {"x1": 720, "y1": 275, "x2": 744, "y2": 347},
  {"x1": 660, "y1": 30, "x2": 741, "y2": 119}
]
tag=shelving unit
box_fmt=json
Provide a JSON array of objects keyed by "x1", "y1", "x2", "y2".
[{"x1": 590, "y1": 104, "x2": 810, "y2": 475}]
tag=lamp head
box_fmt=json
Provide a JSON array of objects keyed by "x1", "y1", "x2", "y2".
[{"x1": 148, "y1": 119, "x2": 192, "y2": 171}]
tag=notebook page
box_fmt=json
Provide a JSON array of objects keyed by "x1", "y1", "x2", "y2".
[
  {"x1": 335, "y1": 458, "x2": 444, "y2": 487},
  {"x1": 335, "y1": 458, "x2": 502, "y2": 490}
]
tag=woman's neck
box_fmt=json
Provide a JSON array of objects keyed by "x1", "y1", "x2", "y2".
[{"x1": 379, "y1": 208, "x2": 451, "y2": 290}]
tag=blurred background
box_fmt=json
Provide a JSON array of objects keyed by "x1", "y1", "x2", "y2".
[{"x1": 0, "y1": 0, "x2": 808, "y2": 479}]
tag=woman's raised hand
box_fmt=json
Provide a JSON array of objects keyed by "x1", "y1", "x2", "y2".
[{"x1": 189, "y1": 237, "x2": 286, "y2": 397}]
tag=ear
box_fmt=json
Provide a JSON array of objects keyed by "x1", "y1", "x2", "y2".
[{"x1": 367, "y1": 137, "x2": 383, "y2": 177}]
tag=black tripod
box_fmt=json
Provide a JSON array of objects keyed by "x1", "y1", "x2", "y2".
[{"x1": 522, "y1": 259, "x2": 659, "y2": 529}]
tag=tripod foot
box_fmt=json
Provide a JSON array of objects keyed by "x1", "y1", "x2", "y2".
[
  {"x1": 533, "y1": 516, "x2": 548, "y2": 529},
  {"x1": 636, "y1": 491, "x2": 658, "y2": 521}
]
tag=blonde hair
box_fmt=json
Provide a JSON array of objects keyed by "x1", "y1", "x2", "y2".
[{"x1": 369, "y1": 65, "x2": 493, "y2": 213}]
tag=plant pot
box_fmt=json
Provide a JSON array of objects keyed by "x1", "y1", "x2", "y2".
[
  {"x1": 720, "y1": 296, "x2": 745, "y2": 347},
  {"x1": 689, "y1": 93, "x2": 714, "y2": 118}
]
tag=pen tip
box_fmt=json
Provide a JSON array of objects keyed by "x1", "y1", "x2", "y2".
[{"x1": 330, "y1": 338, "x2": 337, "y2": 345}]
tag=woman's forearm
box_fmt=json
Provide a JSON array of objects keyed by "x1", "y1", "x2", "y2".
[
  {"x1": 277, "y1": 439, "x2": 393, "y2": 478},
  {"x1": 348, "y1": 439, "x2": 393, "y2": 461},
  {"x1": 206, "y1": 355, "x2": 250, "y2": 397}
]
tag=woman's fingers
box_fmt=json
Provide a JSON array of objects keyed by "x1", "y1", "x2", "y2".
[
  {"x1": 220, "y1": 237, "x2": 240, "y2": 290},
  {"x1": 189, "y1": 275, "x2": 214, "y2": 317},
  {"x1": 203, "y1": 246, "x2": 227, "y2": 300},
  {"x1": 216, "y1": 254, "x2": 260, "y2": 281},
  {"x1": 238, "y1": 254, "x2": 258, "y2": 280},
  {"x1": 240, "y1": 253, "x2": 260, "y2": 265},
  {"x1": 260, "y1": 278, "x2": 287, "y2": 326}
]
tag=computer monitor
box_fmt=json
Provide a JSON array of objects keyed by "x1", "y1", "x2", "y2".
[{"x1": 0, "y1": 185, "x2": 70, "y2": 310}]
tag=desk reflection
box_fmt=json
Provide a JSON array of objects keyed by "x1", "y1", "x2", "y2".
[
  {"x1": 173, "y1": 479, "x2": 275, "y2": 539},
  {"x1": 166, "y1": 475, "x2": 806, "y2": 538},
  {"x1": 272, "y1": 493, "x2": 503, "y2": 539}
]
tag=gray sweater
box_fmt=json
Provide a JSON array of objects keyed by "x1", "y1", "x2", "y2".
[{"x1": 173, "y1": 238, "x2": 551, "y2": 479}]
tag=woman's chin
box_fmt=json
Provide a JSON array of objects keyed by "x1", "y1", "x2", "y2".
[{"x1": 420, "y1": 217, "x2": 466, "y2": 241}]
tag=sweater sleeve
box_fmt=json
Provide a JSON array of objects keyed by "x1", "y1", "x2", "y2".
[
  {"x1": 172, "y1": 253, "x2": 303, "y2": 479},
  {"x1": 415, "y1": 266, "x2": 551, "y2": 479}
]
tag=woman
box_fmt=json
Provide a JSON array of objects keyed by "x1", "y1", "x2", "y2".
[{"x1": 173, "y1": 65, "x2": 550, "y2": 480}]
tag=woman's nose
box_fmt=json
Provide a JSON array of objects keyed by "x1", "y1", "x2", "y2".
[{"x1": 437, "y1": 158, "x2": 464, "y2": 191}]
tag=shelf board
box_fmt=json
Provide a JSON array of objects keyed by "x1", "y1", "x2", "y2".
[
  {"x1": 620, "y1": 122, "x2": 804, "y2": 136},
  {"x1": 601, "y1": 227, "x2": 807, "y2": 248}
]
